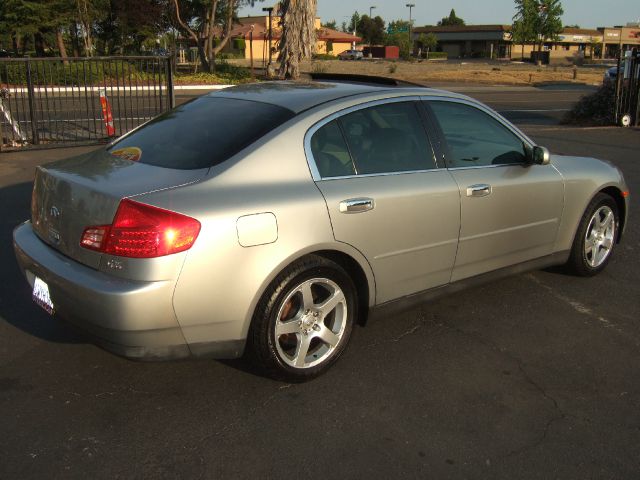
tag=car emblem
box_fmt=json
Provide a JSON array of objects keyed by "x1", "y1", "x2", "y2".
[
  {"x1": 48, "y1": 228, "x2": 61, "y2": 245},
  {"x1": 50, "y1": 206, "x2": 60, "y2": 219}
]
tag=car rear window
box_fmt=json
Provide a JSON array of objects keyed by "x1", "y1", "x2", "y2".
[{"x1": 108, "y1": 97, "x2": 295, "y2": 170}]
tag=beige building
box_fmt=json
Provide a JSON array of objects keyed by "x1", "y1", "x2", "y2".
[
  {"x1": 512, "y1": 27, "x2": 602, "y2": 63},
  {"x1": 222, "y1": 15, "x2": 361, "y2": 62},
  {"x1": 600, "y1": 24, "x2": 640, "y2": 58}
]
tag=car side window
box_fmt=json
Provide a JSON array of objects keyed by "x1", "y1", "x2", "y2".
[
  {"x1": 310, "y1": 120, "x2": 356, "y2": 178},
  {"x1": 339, "y1": 102, "x2": 436, "y2": 175},
  {"x1": 428, "y1": 101, "x2": 527, "y2": 168}
]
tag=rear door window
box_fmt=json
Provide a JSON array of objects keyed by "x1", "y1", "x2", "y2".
[
  {"x1": 339, "y1": 102, "x2": 436, "y2": 175},
  {"x1": 108, "y1": 97, "x2": 295, "y2": 170},
  {"x1": 310, "y1": 101, "x2": 436, "y2": 178}
]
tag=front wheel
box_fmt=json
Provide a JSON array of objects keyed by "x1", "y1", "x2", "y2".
[
  {"x1": 565, "y1": 193, "x2": 618, "y2": 276},
  {"x1": 247, "y1": 255, "x2": 357, "y2": 382}
]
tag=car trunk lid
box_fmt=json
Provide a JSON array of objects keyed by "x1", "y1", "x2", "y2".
[{"x1": 31, "y1": 148, "x2": 206, "y2": 269}]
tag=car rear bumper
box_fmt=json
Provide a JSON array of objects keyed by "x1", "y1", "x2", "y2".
[{"x1": 13, "y1": 221, "x2": 243, "y2": 360}]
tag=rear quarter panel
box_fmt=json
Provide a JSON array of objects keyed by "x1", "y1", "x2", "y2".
[{"x1": 135, "y1": 115, "x2": 376, "y2": 348}]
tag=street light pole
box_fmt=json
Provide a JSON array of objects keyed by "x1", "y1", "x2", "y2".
[
  {"x1": 406, "y1": 3, "x2": 415, "y2": 56},
  {"x1": 368, "y1": 6, "x2": 376, "y2": 57},
  {"x1": 262, "y1": 6, "x2": 274, "y2": 76}
]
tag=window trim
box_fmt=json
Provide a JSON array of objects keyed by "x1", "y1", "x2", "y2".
[
  {"x1": 304, "y1": 96, "x2": 440, "y2": 181},
  {"x1": 421, "y1": 96, "x2": 536, "y2": 171}
]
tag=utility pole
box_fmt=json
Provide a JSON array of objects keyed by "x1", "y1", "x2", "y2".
[
  {"x1": 262, "y1": 6, "x2": 274, "y2": 77},
  {"x1": 406, "y1": 3, "x2": 415, "y2": 55}
]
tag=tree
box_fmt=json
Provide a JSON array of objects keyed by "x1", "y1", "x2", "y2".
[
  {"x1": 438, "y1": 8, "x2": 465, "y2": 26},
  {"x1": 358, "y1": 15, "x2": 385, "y2": 45},
  {"x1": 536, "y1": 0, "x2": 564, "y2": 51},
  {"x1": 172, "y1": 0, "x2": 251, "y2": 72},
  {"x1": 511, "y1": 0, "x2": 538, "y2": 59},
  {"x1": 343, "y1": 11, "x2": 360, "y2": 34},
  {"x1": 277, "y1": 0, "x2": 317, "y2": 79},
  {"x1": 322, "y1": 19, "x2": 337, "y2": 30},
  {"x1": 417, "y1": 32, "x2": 437, "y2": 57},
  {"x1": 512, "y1": 0, "x2": 564, "y2": 56}
]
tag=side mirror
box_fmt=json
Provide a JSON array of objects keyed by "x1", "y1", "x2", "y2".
[{"x1": 533, "y1": 146, "x2": 550, "y2": 165}]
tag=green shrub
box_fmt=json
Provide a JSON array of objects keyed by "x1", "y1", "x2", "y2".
[
  {"x1": 232, "y1": 38, "x2": 246, "y2": 50},
  {"x1": 312, "y1": 53, "x2": 337, "y2": 60},
  {"x1": 426, "y1": 51, "x2": 447, "y2": 60},
  {"x1": 0, "y1": 59, "x2": 157, "y2": 86}
]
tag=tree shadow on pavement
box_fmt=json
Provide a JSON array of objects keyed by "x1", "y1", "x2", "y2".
[{"x1": 0, "y1": 181, "x2": 83, "y2": 344}]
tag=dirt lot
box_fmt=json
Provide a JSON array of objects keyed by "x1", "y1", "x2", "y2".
[
  {"x1": 308, "y1": 59, "x2": 607, "y2": 86},
  {"x1": 231, "y1": 58, "x2": 607, "y2": 86}
]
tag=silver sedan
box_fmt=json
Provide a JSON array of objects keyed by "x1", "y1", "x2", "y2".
[{"x1": 14, "y1": 79, "x2": 630, "y2": 381}]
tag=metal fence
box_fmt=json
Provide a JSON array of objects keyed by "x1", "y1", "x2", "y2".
[
  {"x1": 614, "y1": 48, "x2": 640, "y2": 127},
  {"x1": 0, "y1": 56, "x2": 174, "y2": 151}
]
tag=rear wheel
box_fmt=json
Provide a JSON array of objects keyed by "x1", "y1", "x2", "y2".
[
  {"x1": 565, "y1": 193, "x2": 618, "y2": 276},
  {"x1": 247, "y1": 255, "x2": 357, "y2": 382}
]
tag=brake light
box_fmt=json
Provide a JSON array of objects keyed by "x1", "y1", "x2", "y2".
[{"x1": 80, "y1": 199, "x2": 200, "y2": 258}]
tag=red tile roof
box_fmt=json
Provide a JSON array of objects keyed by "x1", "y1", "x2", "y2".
[{"x1": 231, "y1": 17, "x2": 361, "y2": 42}]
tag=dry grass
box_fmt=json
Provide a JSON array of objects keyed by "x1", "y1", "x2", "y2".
[{"x1": 300, "y1": 59, "x2": 606, "y2": 86}]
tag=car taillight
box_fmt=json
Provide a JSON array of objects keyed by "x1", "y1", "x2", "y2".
[{"x1": 80, "y1": 199, "x2": 200, "y2": 258}]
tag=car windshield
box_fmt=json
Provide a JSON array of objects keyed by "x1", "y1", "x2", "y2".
[{"x1": 108, "y1": 97, "x2": 295, "y2": 170}]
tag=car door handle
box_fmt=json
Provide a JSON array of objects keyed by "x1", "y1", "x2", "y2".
[
  {"x1": 339, "y1": 198, "x2": 375, "y2": 213},
  {"x1": 466, "y1": 184, "x2": 492, "y2": 197}
]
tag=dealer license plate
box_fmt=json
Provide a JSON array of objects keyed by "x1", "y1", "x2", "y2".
[{"x1": 32, "y1": 276, "x2": 54, "y2": 315}]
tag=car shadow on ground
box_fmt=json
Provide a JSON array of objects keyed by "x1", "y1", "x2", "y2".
[{"x1": 0, "y1": 181, "x2": 84, "y2": 344}]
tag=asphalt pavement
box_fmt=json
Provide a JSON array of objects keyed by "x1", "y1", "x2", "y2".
[{"x1": 1, "y1": 84, "x2": 639, "y2": 479}]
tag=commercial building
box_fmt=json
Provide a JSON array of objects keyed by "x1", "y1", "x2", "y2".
[
  {"x1": 412, "y1": 25, "x2": 513, "y2": 59},
  {"x1": 599, "y1": 24, "x2": 640, "y2": 58},
  {"x1": 412, "y1": 24, "x2": 640, "y2": 62}
]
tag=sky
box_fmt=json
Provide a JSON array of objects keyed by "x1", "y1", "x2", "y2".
[{"x1": 238, "y1": 0, "x2": 640, "y2": 29}]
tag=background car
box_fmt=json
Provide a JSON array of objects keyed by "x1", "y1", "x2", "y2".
[
  {"x1": 14, "y1": 76, "x2": 629, "y2": 381},
  {"x1": 603, "y1": 62, "x2": 624, "y2": 84},
  {"x1": 338, "y1": 49, "x2": 363, "y2": 60}
]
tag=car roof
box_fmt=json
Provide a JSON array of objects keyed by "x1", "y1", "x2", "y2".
[{"x1": 207, "y1": 80, "x2": 461, "y2": 114}]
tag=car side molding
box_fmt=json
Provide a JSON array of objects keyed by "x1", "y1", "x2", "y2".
[{"x1": 368, "y1": 251, "x2": 570, "y2": 322}]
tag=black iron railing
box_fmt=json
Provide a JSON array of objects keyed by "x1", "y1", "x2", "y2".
[
  {"x1": 614, "y1": 48, "x2": 640, "y2": 127},
  {"x1": 0, "y1": 56, "x2": 174, "y2": 151}
]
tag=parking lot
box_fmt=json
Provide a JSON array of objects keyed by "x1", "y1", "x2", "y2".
[{"x1": 1, "y1": 85, "x2": 639, "y2": 479}]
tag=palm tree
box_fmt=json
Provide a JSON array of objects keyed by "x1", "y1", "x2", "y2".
[{"x1": 277, "y1": 0, "x2": 317, "y2": 79}]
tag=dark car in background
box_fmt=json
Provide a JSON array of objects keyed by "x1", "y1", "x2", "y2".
[{"x1": 604, "y1": 62, "x2": 625, "y2": 84}]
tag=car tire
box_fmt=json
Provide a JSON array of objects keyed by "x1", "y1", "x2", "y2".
[
  {"x1": 247, "y1": 255, "x2": 357, "y2": 382},
  {"x1": 565, "y1": 193, "x2": 619, "y2": 276}
]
